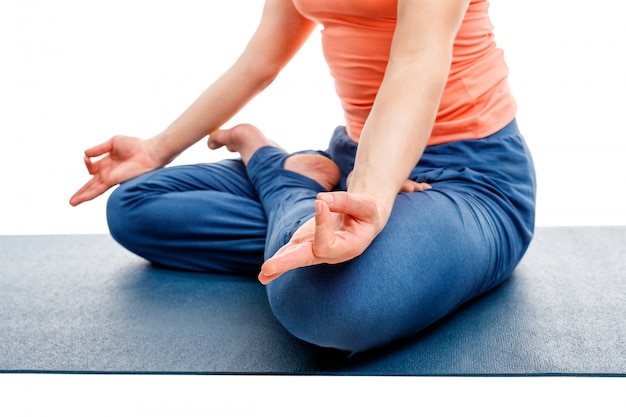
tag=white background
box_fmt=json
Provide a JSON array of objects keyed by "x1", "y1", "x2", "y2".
[
  {"x1": 1, "y1": 1, "x2": 624, "y2": 415},
  {"x1": 1, "y1": 0, "x2": 625, "y2": 235}
]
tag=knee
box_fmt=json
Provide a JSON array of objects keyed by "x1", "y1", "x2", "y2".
[
  {"x1": 106, "y1": 181, "x2": 143, "y2": 251},
  {"x1": 265, "y1": 266, "x2": 394, "y2": 354}
]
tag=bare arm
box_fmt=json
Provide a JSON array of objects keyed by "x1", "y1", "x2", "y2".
[
  {"x1": 70, "y1": 0, "x2": 316, "y2": 205},
  {"x1": 260, "y1": 0, "x2": 471, "y2": 282},
  {"x1": 150, "y1": 0, "x2": 317, "y2": 166},
  {"x1": 348, "y1": 0, "x2": 471, "y2": 229}
]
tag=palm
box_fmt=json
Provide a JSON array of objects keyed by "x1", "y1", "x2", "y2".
[{"x1": 259, "y1": 192, "x2": 382, "y2": 284}]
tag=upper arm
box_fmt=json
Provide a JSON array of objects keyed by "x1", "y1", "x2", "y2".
[
  {"x1": 238, "y1": 0, "x2": 317, "y2": 79},
  {"x1": 391, "y1": 0, "x2": 470, "y2": 65}
]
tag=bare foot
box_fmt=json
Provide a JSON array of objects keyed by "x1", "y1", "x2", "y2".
[
  {"x1": 284, "y1": 153, "x2": 340, "y2": 191},
  {"x1": 208, "y1": 124, "x2": 340, "y2": 191},
  {"x1": 208, "y1": 124, "x2": 277, "y2": 165}
]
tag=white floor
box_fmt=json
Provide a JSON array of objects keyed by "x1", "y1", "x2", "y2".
[
  {"x1": 1, "y1": 2, "x2": 624, "y2": 415},
  {"x1": 0, "y1": 374, "x2": 622, "y2": 417}
]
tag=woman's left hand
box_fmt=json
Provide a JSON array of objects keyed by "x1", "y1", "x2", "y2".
[
  {"x1": 347, "y1": 171, "x2": 431, "y2": 193},
  {"x1": 400, "y1": 179, "x2": 432, "y2": 193},
  {"x1": 258, "y1": 191, "x2": 386, "y2": 284}
]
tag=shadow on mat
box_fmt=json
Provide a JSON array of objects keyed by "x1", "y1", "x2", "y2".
[{"x1": 108, "y1": 262, "x2": 519, "y2": 375}]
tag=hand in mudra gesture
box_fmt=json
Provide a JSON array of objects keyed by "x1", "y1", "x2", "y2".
[
  {"x1": 259, "y1": 171, "x2": 433, "y2": 284},
  {"x1": 70, "y1": 135, "x2": 160, "y2": 206},
  {"x1": 259, "y1": 191, "x2": 384, "y2": 284}
]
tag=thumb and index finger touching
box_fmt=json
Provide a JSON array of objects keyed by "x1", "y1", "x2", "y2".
[
  {"x1": 69, "y1": 138, "x2": 117, "y2": 206},
  {"x1": 259, "y1": 191, "x2": 381, "y2": 283},
  {"x1": 316, "y1": 191, "x2": 379, "y2": 222},
  {"x1": 84, "y1": 138, "x2": 114, "y2": 158}
]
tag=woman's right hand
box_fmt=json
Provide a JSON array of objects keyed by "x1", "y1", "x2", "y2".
[{"x1": 69, "y1": 135, "x2": 162, "y2": 206}]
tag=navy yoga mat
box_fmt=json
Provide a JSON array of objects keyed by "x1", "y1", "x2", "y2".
[{"x1": 1, "y1": 227, "x2": 625, "y2": 375}]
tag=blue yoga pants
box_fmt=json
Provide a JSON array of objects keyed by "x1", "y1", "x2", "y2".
[{"x1": 107, "y1": 119, "x2": 536, "y2": 353}]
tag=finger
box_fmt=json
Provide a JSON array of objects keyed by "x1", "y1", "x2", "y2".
[
  {"x1": 410, "y1": 182, "x2": 432, "y2": 191},
  {"x1": 83, "y1": 155, "x2": 97, "y2": 175},
  {"x1": 259, "y1": 242, "x2": 315, "y2": 284},
  {"x1": 84, "y1": 138, "x2": 113, "y2": 158},
  {"x1": 400, "y1": 180, "x2": 414, "y2": 193},
  {"x1": 69, "y1": 178, "x2": 110, "y2": 206},
  {"x1": 312, "y1": 198, "x2": 336, "y2": 257},
  {"x1": 69, "y1": 183, "x2": 97, "y2": 206},
  {"x1": 258, "y1": 270, "x2": 281, "y2": 285},
  {"x1": 400, "y1": 180, "x2": 432, "y2": 193},
  {"x1": 317, "y1": 192, "x2": 377, "y2": 220}
]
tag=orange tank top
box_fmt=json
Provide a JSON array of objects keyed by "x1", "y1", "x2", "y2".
[{"x1": 292, "y1": 0, "x2": 516, "y2": 145}]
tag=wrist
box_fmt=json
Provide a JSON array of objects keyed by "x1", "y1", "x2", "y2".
[
  {"x1": 346, "y1": 185, "x2": 395, "y2": 234},
  {"x1": 147, "y1": 133, "x2": 178, "y2": 167}
]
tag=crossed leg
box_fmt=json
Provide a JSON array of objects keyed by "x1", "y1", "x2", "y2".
[
  {"x1": 109, "y1": 123, "x2": 530, "y2": 354},
  {"x1": 205, "y1": 124, "x2": 516, "y2": 354},
  {"x1": 106, "y1": 124, "x2": 340, "y2": 273}
]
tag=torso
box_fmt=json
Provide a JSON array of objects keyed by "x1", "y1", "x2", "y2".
[{"x1": 292, "y1": 0, "x2": 516, "y2": 145}]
